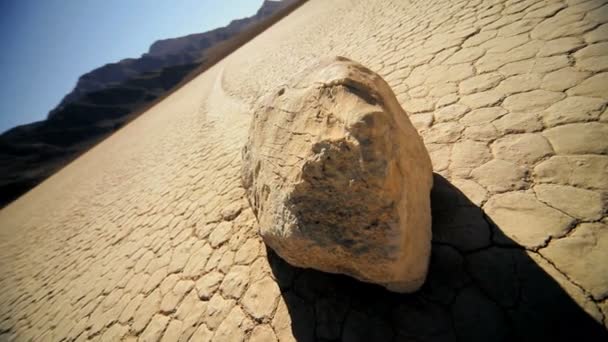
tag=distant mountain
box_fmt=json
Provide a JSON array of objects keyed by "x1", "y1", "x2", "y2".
[{"x1": 0, "y1": 0, "x2": 304, "y2": 207}]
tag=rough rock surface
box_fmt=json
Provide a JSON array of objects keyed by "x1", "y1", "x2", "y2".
[{"x1": 242, "y1": 57, "x2": 433, "y2": 292}]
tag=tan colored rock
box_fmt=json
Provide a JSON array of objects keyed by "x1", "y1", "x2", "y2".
[
  {"x1": 534, "y1": 155, "x2": 608, "y2": 190},
  {"x1": 543, "y1": 122, "x2": 608, "y2": 154},
  {"x1": 491, "y1": 133, "x2": 553, "y2": 164},
  {"x1": 471, "y1": 159, "x2": 529, "y2": 193},
  {"x1": 484, "y1": 192, "x2": 574, "y2": 248},
  {"x1": 242, "y1": 57, "x2": 433, "y2": 293},
  {"x1": 541, "y1": 223, "x2": 608, "y2": 300},
  {"x1": 534, "y1": 184, "x2": 605, "y2": 221}
]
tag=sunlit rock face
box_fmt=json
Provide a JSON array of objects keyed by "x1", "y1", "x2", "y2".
[{"x1": 242, "y1": 56, "x2": 433, "y2": 292}]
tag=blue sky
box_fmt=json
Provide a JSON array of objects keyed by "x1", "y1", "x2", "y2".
[{"x1": 0, "y1": 0, "x2": 266, "y2": 133}]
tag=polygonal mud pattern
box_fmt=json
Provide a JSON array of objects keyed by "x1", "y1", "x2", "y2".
[{"x1": 0, "y1": 0, "x2": 607, "y2": 341}]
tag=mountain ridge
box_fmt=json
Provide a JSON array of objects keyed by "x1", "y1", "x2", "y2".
[{"x1": 0, "y1": 0, "x2": 304, "y2": 207}]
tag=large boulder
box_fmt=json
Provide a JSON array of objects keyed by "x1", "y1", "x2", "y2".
[{"x1": 241, "y1": 57, "x2": 433, "y2": 292}]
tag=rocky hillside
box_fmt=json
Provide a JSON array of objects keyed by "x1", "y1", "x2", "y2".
[{"x1": 0, "y1": 0, "x2": 302, "y2": 207}]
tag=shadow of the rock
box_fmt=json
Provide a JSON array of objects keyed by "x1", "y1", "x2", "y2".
[{"x1": 266, "y1": 173, "x2": 608, "y2": 342}]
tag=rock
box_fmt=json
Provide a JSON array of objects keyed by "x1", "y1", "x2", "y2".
[{"x1": 241, "y1": 57, "x2": 433, "y2": 293}]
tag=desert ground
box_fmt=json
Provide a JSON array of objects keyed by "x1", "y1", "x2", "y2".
[{"x1": 0, "y1": 0, "x2": 607, "y2": 341}]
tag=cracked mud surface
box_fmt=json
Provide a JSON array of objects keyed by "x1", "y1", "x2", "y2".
[{"x1": 1, "y1": 0, "x2": 607, "y2": 341}]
